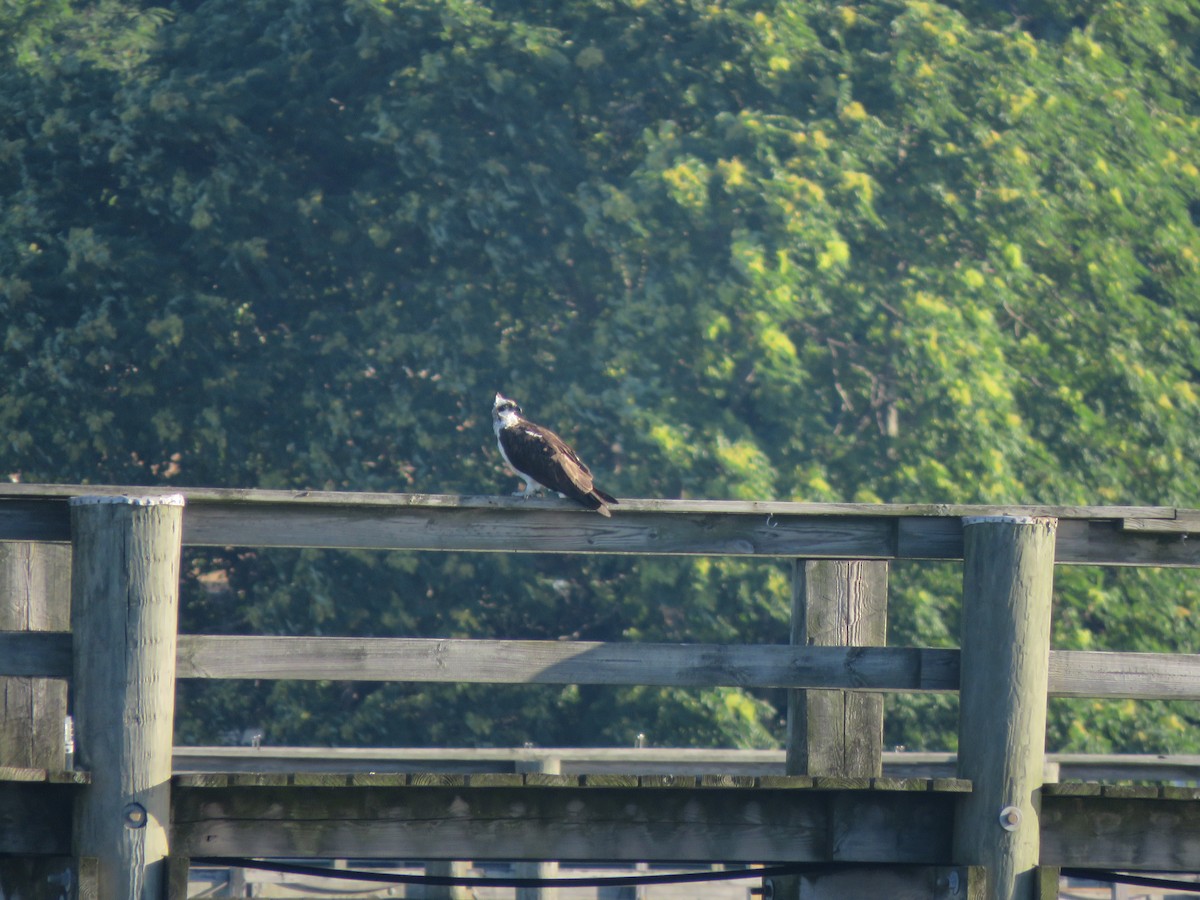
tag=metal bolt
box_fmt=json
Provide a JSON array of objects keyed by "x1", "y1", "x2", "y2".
[
  {"x1": 122, "y1": 802, "x2": 147, "y2": 829},
  {"x1": 999, "y1": 805, "x2": 1022, "y2": 831}
]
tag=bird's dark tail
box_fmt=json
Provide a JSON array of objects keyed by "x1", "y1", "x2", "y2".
[{"x1": 588, "y1": 489, "x2": 617, "y2": 516}]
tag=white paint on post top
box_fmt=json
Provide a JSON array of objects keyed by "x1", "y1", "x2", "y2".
[
  {"x1": 961, "y1": 515, "x2": 1048, "y2": 526},
  {"x1": 68, "y1": 494, "x2": 186, "y2": 507}
]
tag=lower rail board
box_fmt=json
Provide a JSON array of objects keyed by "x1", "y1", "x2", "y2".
[
  {"x1": 6, "y1": 770, "x2": 1200, "y2": 873},
  {"x1": 1041, "y1": 785, "x2": 1200, "y2": 871},
  {"x1": 169, "y1": 774, "x2": 966, "y2": 863}
]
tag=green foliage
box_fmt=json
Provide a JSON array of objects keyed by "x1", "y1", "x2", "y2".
[{"x1": 3, "y1": 0, "x2": 1200, "y2": 752}]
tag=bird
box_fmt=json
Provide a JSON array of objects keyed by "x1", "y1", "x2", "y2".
[{"x1": 492, "y1": 392, "x2": 618, "y2": 517}]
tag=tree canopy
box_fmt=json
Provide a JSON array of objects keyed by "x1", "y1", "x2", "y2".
[{"x1": 2, "y1": 0, "x2": 1199, "y2": 753}]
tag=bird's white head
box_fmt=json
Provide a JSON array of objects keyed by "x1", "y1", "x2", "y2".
[{"x1": 493, "y1": 393, "x2": 523, "y2": 431}]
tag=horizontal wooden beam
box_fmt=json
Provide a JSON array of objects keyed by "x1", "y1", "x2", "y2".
[
  {"x1": 172, "y1": 772, "x2": 972, "y2": 790},
  {"x1": 7, "y1": 634, "x2": 1199, "y2": 701},
  {"x1": 1, "y1": 486, "x2": 1199, "y2": 565},
  {"x1": 170, "y1": 780, "x2": 960, "y2": 862},
  {"x1": 165, "y1": 778, "x2": 1200, "y2": 869},
  {"x1": 764, "y1": 864, "x2": 984, "y2": 900},
  {"x1": 175, "y1": 636, "x2": 960, "y2": 692},
  {"x1": 169, "y1": 747, "x2": 1200, "y2": 785},
  {"x1": 0, "y1": 782, "x2": 77, "y2": 854},
  {"x1": 1048, "y1": 649, "x2": 1200, "y2": 700},
  {"x1": 0, "y1": 483, "x2": 1179, "y2": 519},
  {"x1": 1041, "y1": 793, "x2": 1200, "y2": 870},
  {"x1": 10, "y1": 771, "x2": 1200, "y2": 871},
  {"x1": 167, "y1": 638, "x2": 1200, "y2": 702},
  {"x1": 170, "y1": 745, "x2": 793, "y2": 776},
  {"x1": 0, "y1": 631, "x2": 72, "y2": 678}
]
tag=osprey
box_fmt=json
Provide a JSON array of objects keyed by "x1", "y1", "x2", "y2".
[{"x1": 492, "y1": 393, "x2": 618, "y2": 517}]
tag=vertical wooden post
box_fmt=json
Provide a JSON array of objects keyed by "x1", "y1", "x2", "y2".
[
  {"x1": 770, "y1": 560, "x2": 887, "y2": 900},
  {"x1": 786, "y1": 559, "x2": 888, "y2": 777},
  {"x1": 953, "y1": 516, "x2": 1056, "y2": 900},
  {"x1": 70, "y1": 494, "x2": 185, "y2": 900},
  {"x1": 515, "y1": 755, "x2": 560, "y2": 900},
  {"x1": 0, "y1": 542, "x2": 71, "y2": 770}
]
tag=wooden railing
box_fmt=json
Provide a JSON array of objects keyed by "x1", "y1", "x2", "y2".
[
  {"x1": 3, "y1": 486, "x2": 1200, "y2": 900},
  {"x1": 6, "y1": 633, "x2": 1198, "y2": 700}
]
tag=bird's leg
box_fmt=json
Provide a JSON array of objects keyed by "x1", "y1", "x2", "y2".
[{"x1": 513, "y1": 478, "x2": 540, "y2": 498}]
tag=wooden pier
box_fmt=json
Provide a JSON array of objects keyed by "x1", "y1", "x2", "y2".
[{"x1": 2, "y1": 486, "x2": 1200, "y2": 899}]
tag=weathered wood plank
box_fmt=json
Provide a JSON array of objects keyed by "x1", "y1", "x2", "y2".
[
  {"x1": 170, "y1": 746, "x2": 1200, "y2": 783},
  {"x1": 15, "y1": 767, "x2": 1199, "y2": 872},
  {"x1": 0, "y1": 631, "x2": 72, "y2": 678},
  {"x1": 788, "y1": 560, "x2": 888, "y2": 778},
  {"x1": 953, "y1": 516, "x2": 1057, "y2": 900},
  {"x1": 1, "y1": 486, "x2": 1197, "y2": 564},
  {"x1": 1041, "y1": 795, "x2": 1200, "y2": 870},
  {"x1": 171, "y1": 778, "x2": 1200, "y2": 870},
  {"x1": 0, "y1": 543, "x2": 70, "y2": 771},
  {"x1": 1048, "y1": 650, "x2": 1200, "y2": 700},
  {"x1": 185, "y1": 503, "x2": 908, "y2": 557},
  {"x1": 0, "y1": 499, "x2": 71, "y2": 542},
  {"x1": 1054, "y1": 518, "x2": 1200, "y2": 566},
  {"x1": 174, "y1": 636, "x2": 1200, "y2": 701},
  {"x1": 70, "y1": 495, "x2": 185, "y2": 900},
  {"x1": 169, "y1": 783, "x2": 958, "y2": 863},
  {"x1": 765, "y1": 865, "x2": 984, "y2": 900},
  {"x1": 175, "y1": 505, "x2": 1200, "y2": 565},
  {"x1": 0, "y1": 765, "x2": 48, "y2": 782},
  {"x1": 10, "y1": 633, "x2": 1197, "y2": 703},
  {"x1": 0, "y1": 482, "x2": 1178, "y2": 518},
  {"x1": 1121, "y1": 510, "x2": 1200, "y2": 533},
  {"x1": 1041, "y1": 783, "x2": 1103, "y2": 798},
  {"x1": 176, "y1": 635, "x2": 960, "y2": 691}
]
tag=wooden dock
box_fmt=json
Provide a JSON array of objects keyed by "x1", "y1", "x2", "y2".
[{"x1": 2, "y1": 486, "x2": 1200, "y2": 899}]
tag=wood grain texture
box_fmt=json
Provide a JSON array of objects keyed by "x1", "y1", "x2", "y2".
[
  {"x1": 0, "y1": 485, "x2": 1198, "y2": 564},
  {"x1": 167, "y1": 746, "x2": 1200, "y2": 788},
  {"x1": 0, "y1": 632, "x2": 72, "y2": 677},
  {"x1": 10, "y1": 768, "x2": 1200, "y2": 873},
  {"x1": 1040, "y1": 795, "x2": 1200, "y2": 869},
  {"x1": 8, "y1": 633, "x2": 1194, "y2": 702},
  {"x1": 175, "y1": 634, "x2": 957, "y2": 691},
  {"x1": 169, "y1": 782, "x2": 958, "y2": 863},
  {"x1": 0, "y1": 482, "x2": 1177, "y2": 517},
  {"x1": 953, "y1": 517, "x2": 1058, "y2": 900},
  {"x1": 0, "y1": 543, "x2": 70, "y2": 770},
  {"x1": 765, "y1": 865, "x2": 983, "y2": 900},
  {"x1": 70, "y1": 497, "x2": 184, "y2": 900},
  {"x1": 1048, "y1": 649, "x2": 1200, "y2": 699},
  {"x1": 788, "y1": 560, "x2": 888, "y2": 778}
]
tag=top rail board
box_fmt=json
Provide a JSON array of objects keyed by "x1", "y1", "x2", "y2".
[{"x1": 0, "y1": 485, "x2": 1198, "y2": 565}]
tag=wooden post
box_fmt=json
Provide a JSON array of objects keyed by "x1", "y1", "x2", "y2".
[
  {"x1": 771, "y1": 560, "x2": 887, "y2": 900},
  {"x1": 786, "y1": 559, "x2": 888, "y2": 777},
  {"x1": 0, "y1": 542, "x2": 71, "y2": 770},
  {"x1": 515, "y1": 755, "x2": 560, "y2": 900},
  {"x1": 69, "y1": 494, "x2": 185, "y2": 900},
  {"x1": 953, "y1": 516, "x2": 1057, "y2": 900}
]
